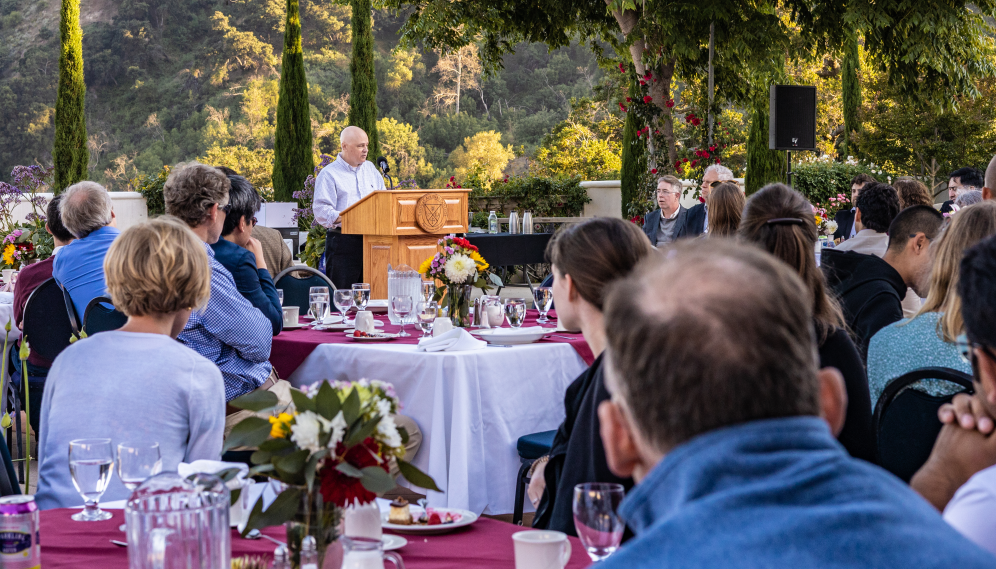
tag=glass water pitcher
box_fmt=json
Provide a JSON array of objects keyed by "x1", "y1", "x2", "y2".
[{"x1": 387, "y1": 264, "x2": 421, "y2": 325}]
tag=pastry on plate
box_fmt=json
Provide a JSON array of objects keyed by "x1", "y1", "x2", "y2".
[{"x1": 388, "y1": 498, "x2": 413, "y2": 525}]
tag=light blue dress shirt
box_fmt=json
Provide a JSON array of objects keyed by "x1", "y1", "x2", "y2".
[
  {"x1": 313, "y1": 154, "x2": 385, "y2": 228},
  {"x1": 52, "y1": 225, "x2": 120, "y2": 318}
]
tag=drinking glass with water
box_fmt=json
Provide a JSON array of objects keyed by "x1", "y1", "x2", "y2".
[
  {"x1": 334, "y1": 289, "x2": 354, "y2": 324},
  {"x1": 504, "y1": 298, "x2": 527, "y2": 328},
  {"x1": 117, "y1": 442, "x2": 162, "y2": 530},
  {"x1": 418, "y1": 302, "x2": 438, "y2": 338},
  {"x1": 392, "y1": 295, "x2": 414, "y2": 337},
  {"x1": 309, "y1": 291, "x2": 329, "y2": 328},
  {"x1": 533, "y1": 287, "x2": 554, "y2": 324},
  {"x1": 69, "y1": 438, "x2": 114, "y2": 521},
  {"x1": 308, "y1": 286, "x2": 328, "y2": 320},
  {"x1": 573, "y1": 482, "x2": 625, "y2": 561},
  {"x1": 352, "y1": 283, "x2": 371, "y2": 311}
]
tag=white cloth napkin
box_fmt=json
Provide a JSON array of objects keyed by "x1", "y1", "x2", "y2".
[
  {"x1": 0, "y1": 292, "x2": 14, "y2": 305},
  {"x1": 417, "y1": 328, "x2": 486, "y2": 352}
]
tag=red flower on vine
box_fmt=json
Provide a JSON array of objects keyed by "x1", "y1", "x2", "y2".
[
  {"x1": 651, "y1": 168, "x2": 658, "y2": 174},
  {"x1": 625, "y1": 97, "x2": 632, "y2": 102},
  {"x1": 618, "y1": 63, "x2": 626, "y2": 73},
  {"x1": 665, "y1": 99, "x2": 675, "y2": 108},
  {"x1": 691, "y1": 160, "x2": 698, "y2": 167},
  {"x1": 619, "y1": 103, "x2": 628, "y2": 112},
  {"x1": 643, "y1": 95, "x2": 653, "y2": 104},
  {"x1": 715, "y1": 158, "x2": 722, "y2": 164}
]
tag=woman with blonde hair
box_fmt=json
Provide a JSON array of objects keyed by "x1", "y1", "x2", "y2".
[
  {"x1": 36, "y1": 217, "x2": 226, "y2": 510},
  {"x1": 867, "y1": 201, "x2": 996, "y2": 404},
  {"x1": 707, "y1": 182, "x2": 746, "y2": 237}
]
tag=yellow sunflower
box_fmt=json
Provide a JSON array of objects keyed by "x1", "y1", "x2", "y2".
[
  {"x1": 419, "y1": 256, "x2": 433, "y2": 276},
  {"x1": 2, "y1": 244, "x2": 15, "y2": 267},
  {"x1": 469, "y1": 250, "x2": 489, "y2": 271},
  {"x1": 814, "y1": 215, "x2": 823, "y2": 225}
]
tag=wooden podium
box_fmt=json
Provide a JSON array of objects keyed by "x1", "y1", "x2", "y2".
[{"x1": 338, "y1": 189, "x2": 470, "y2": 298}]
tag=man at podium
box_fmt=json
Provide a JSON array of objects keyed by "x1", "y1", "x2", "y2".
[{"x1": 313, "y1": 126, "x2": 386, "y2": 289}]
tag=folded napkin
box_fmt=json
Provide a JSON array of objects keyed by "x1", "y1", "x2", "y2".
[
  {"x1": 320, "y1": 313, "x2": 343, "y2": 325},
  {"x1": 417, "y1": 328, "x2": 486, "y2": 352}
]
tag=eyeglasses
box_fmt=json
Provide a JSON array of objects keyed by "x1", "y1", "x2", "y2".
[
  {"x1": 219, "y1": 203, "x2": 232, "y2": 214},
  {"x1": 251, "y1": 216, "x2": 258, "y2": 226},
  {"x1": 956, "y1": 333, "x2": 996, "y2": 366}
]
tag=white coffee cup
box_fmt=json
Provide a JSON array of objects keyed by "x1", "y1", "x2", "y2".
[
  {"x1": 355, "y1": 310, "x2": 376, "y2": 334},
  {"x1": 432, "y1": 317, "x2": 453, "y2": 336},
  {"x1": 512, "y1": 530, "x2": 572, "y2": 569},
  {"x1": 282, "y1": 306, "x2": 300, "y2": 328},
  {"x1": 1, "y1": 269, "x2": 13, "y2": 283}
]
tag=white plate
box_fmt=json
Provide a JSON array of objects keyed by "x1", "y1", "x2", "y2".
[
  {"x1": 324, "y1": 321, "x2": 385, "y2": 331},
  {"x1": 382, "y1": 534, "x2": 407, "y2": 551},
  {"x1": 381, "y1": 507, "x2": 478, "y2": 535},
  {"x1": 472, "y1": 328, "x2": 554, "y2": 345},
  {"x1": 347, "y1": 333, "x2": 399, "y2": 342},
  {"x1": 366, "y1": 300, "x2": 389, "y2": 313},
  {"x1": 282, "y1": 322, "x2": 306, "y2": 330}
]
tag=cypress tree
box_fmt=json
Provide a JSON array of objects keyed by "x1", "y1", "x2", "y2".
[
  {"x1": 620, "y1": 81, "x2": 646, "y2": 216},
  {"x1": 348, "y1": 0, "x2": 380, "y2": 160},
  {"x1": 53, "y1": 0, "x2": 88, "y2": 193},
  {"x1": 272, "y1": 0, "x2": 314, "y2": 202},
  {"x1": 841, "y1": 31, "x2": 862, "y2": 159},
  {"x1": 744, "y1": 85, "x2": 785, "y2": 194}
]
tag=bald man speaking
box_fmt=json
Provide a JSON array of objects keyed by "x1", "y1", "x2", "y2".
[{"x1": 314, "y1": 126, "x2": 386, "y2": 289}]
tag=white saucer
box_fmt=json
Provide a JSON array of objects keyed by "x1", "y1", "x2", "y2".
[
  {"x1": 383, "y1": 534, "x2": 407, "y2": 550},
  {"x1": 282, "y1": 322, "x2": 306, "y2": 330}
]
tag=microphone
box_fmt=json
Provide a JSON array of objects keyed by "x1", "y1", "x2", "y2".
[{"x1": 376, "y1": 157, "x2": 395, "y2": 190}]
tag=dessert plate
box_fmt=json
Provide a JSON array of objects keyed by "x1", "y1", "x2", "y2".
[
  {"x1": 381, "y1": 507, "x2": 478, "y2": 535},
  {"x1": 382, "y1": 534, "x2": 407, "y2": 551}
]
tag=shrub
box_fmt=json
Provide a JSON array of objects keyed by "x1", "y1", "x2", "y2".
[
  {"x1": 792, "y1": 158, "x2": 890, "y2": 214},
  {"x1": 467, "y1": 170, "x2": 591, "y2": 221},
  {"x1": 134, "y1": 165, "x2": 170, "y2": 217}
]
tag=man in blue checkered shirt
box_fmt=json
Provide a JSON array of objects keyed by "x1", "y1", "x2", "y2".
[{"x1": 164, "y1": 162, "x2": 293, "y2": 436}]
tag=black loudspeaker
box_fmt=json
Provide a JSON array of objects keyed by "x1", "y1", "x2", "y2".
[{"x1": 769, "y1": 85, "x2": 817, "y2": 151}]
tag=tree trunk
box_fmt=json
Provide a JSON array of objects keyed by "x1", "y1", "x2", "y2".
[
  {"x1": 456, "y1": 50, "x2": 462, "y2": 115},
  {"x1": 348, "y1": 0, "x2": 380, "y2": 158},
  {"x1": 272, "y1": 0, "x2": 315, "y2": 202},
  {"x1": 53, "y1": 0, "x2": 88, "y2": 193}
]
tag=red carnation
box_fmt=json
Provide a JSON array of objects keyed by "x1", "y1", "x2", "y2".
[
  {"x1": 674, "y1": 160, "x2": 681, "y2": 168},
  {"x1": 643, "y1": 95, "x2": 653, "y2": 104},
  {"x1": 619, "y1": 103, "x2": 627, "y2": 112},
  {"x1": 319, "y1": 439, "x2": 387, "y2": 508},
  {"x1": 629, "y1": 215, "x2": 642, "y2": 224},
  {"x1": 709, "y1": 145, "x2": 717, "y2": 152}
]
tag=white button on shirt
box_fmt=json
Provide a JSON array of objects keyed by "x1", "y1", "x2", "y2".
[{"x1": 313, "y1": 154, "x2": 386, "y2": 229}]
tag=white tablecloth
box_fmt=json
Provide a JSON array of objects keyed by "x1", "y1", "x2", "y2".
[
  {"x1": 287, "y1": 343, "x2": 587, "y2": 514},
  {"x1": 0, "y1": 300, "x2": 20, "y2": 341}
]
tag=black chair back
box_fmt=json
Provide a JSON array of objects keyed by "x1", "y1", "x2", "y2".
[
  {"x1": 22, "y1": 279, "x2": 77, "y2": 363},
  {"x1": 0, "y1": 431, "x2": 18, "y2": 496},
  {"x1": 83, "y1": 296, "x2": 128, "y2": 335},
  {"x1": 273, "y1": 266, "x2": 337, "y2": 313},
  {"x1": 874, "y1": 367, "x2": 973, "y2": 482}
]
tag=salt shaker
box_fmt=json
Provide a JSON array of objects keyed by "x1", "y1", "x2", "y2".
[
  {"x1": 271, "y1": 545, "x2": 290, "y2": 569},
  {"x1": 300, "y1": 536, "x2": 318, "y2": 569}
]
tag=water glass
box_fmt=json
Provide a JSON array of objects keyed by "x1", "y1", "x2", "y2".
[
  {"x1": 352, "y1": 283, "x2": 371, "y2": 312},
  {"x1": 69, "y1": 438, "x2": 114, "y2": 521},
  {"x1": 392, "y1": 295, "x2": 414, "y2": 337},
  {"x1": 533, "y1": 287, "x2": 554, "y2": 324},
  {"x1": 277, "y1": 289, "x2": 284, "y2": 306},
  {"x1": 309, "y1": 292, "x2": 330, "y2": 327},
  {"x1": 418, "y1": 301, "x2": 438, "y2": 338},
  {"x1": 117, "y1": 442, "x2": 162, "y2": 530},
  {"x1": 504, "y1": 298, "x2": 527, "y2": 328},
  {"x1": 308, "y1": 286, "x2": 328, "y2": 320},
  {"x1": 334, "y1": 289, "x2": 354, "y2": 323},
  {"x1": 421, "y1": 280, "x2": 436, "y2": 303},
  {"x1": 572, "y1": 483, "x2": 625, "y2": 561}
]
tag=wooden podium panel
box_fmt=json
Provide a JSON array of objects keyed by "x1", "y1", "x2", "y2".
[{"x1": 339, "y1": 189, "x2": 470, "y2": 298}]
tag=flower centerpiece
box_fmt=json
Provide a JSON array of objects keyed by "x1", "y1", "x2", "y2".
[
  {"x1": 226, "y1": 379, "x2": 439, "y2": 569},
  {"x1": 0, "y1": 166, "x2": 55, "y2": 270},
  {"x1": 418, "y1": 235, "x2": 496, "y2": 327}
]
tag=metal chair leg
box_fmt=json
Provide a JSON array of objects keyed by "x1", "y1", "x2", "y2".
[{"x1": 513, "y1": 460, "x2": 533, "y2": 526}]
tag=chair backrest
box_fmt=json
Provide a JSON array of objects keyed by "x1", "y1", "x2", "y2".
[
  {"x1": 59, "y1": 283, "x2": 81, "y2": 337},
  {"x1": 0, "y1": 426, "x2": 18, "y2": 496},
  {"x1": 22, "y1": 278, "x2": 77, "y2": 363},
  {"x1": 874, "y1": 367, "x2": 974, "y2": 482},
  {"x1": 273, "y1": 266, "x2": 337, "y2": 312},
  {"x1": 83, "y1": 296, "x2": 128, "y2": 335}
]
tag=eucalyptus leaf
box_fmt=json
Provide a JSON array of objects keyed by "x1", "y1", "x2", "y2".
[
  {"x1": 289, "y1": 388, "x2": 316, "y2": 414},
  {"x1": 230, "y1": 487, "x2": 241, "y2": 507},
  {"x1": 213, "y1": 467, "x2": 244, "y2": 483},
  {"x1": 259, "y1": 438, "x2": 295, "y2": 453},
  {"x1": 341, "y1": 387, "x2": 361, "y2": 424},
  {"x1": 314, "y1": 381, "x2": 341, "y2": 421},
  {"x1": 345, "y1": 415, "x2": 381, "y2": 447},
  {"x1": 304, "y1": 450, "x2": 328, "y2": 493},
  {"x1": 335, "y1": 462, "x2": 364, "y2": 478},
  {"x1": 227, "y1": 389, "x2": 279, "y2": 412},
  {"x1": 488, "y1": 273, "x2": 504, "y2": 288},
  {"x1": 359, "y1": 466, "x2": 397, "y2": 494},
  {"x1": 273, "y1": 449, "x2": 309, "y2": 475},
  {"x1": 248, "y1": 464, "x2": 275, "y2": 477},
  {"x1": 397, "y1": 425, "x2": 410, "y2": 446},
  {"x1": 398, "y1": 460, "x2": 442, "y2": 492},
  {"x1": 250, "y1": 450, "x2": 272, "y2": 465},
  {"x1": 241, "y1": 486, "x2": 303, "y2": 536},
  {"x1": 223, "y1": 417, "x2": 272, "y2": 452}
]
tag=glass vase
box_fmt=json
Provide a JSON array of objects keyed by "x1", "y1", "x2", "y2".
[
  {"x1": 446, "y1": 284, "x2": 474, "y2": 328},
  {"x1": 285, "y1": 491, "x2": 342, "y2": 569}
]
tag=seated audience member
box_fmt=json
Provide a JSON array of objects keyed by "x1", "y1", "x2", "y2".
[
  {"x1": 739, "y1": 183, "x2": 874, "y2": 462},
  {"x1": 530, "y1": 218, "x2": 655, "y2": 534},
  {"x1": 594, "y1": 239, "x2": 995, "y2": 569},
  {"x1": 833, "y1": 173, "x2": 876, "y2": 241},
  {"x1": 642, "y1": 175, "x2": 687, "y2": 247},
  {"x1": 867, "y1": 202, "x2": 996, "y2": 405},
  {"x1": 10, "y1": 195, "x2": 74, "y2": 436},
  {"x1": 52, "y1": 182, "x2": 120, "y2": 318},
  {"x1": 704, "y1": 182, "x2": 744, "y2": 238},
  {"x1": 254, "y1": 225, "x2": 294, "y2": 278},
  {"x1": 895, "y1": 178, "x2": 935, "y2": 210},
  {"x1": 832, "y1": 182, "x2": 900, "y2": 257},
  {"x1": 684, "y1": 164, "x2": 735, "y2": 237},
  {"x1": 211, "y1": 174, "x2": 282, "y2": 336},
  {"x1": 910, "y1": 234, "x2": 996, "y2": 556},
  {"x1": 36, "y1": 218, "x2": 225, "y2": 509},
  {"x1": 954, "y1": 190, "x2": 983, "y2": 211},
  {"x1": 942, "y1": 166, "x2": 985, "y2": 213},
  {"x1": 824, "y1": 205, "x2": 943, "y2": 359}
]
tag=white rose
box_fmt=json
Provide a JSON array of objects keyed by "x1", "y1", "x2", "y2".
[
  {"x1": 291, "y1": 411, "x2": 330, "y2": 454},
  {"x1": 444, "y1": 254, "x2": 478, "y2": 283}
]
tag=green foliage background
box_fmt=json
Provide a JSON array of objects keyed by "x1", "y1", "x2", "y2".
[{"x1": 271, "y1": 0, "x2": 314, "y2": 201}]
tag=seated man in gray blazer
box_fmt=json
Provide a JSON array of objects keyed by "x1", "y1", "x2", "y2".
[{"x1": 643, "y1": 175, "x2": 688, "y2": 247}]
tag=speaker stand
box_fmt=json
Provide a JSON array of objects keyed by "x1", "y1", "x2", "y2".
[{"x1": 786, "y1": 150, "x2": 794, "y2": 188}]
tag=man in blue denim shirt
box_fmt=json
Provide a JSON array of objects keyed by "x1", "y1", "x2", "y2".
[
  {"x1": 53, "y1": 182, "x2": 120, "y2": 318},
  {"x1": 595, "y1": 240, "x2": 994, "y2": 568}
]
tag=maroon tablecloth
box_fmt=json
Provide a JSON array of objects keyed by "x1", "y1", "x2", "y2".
[
  {"x1": 39, "y1": 508, "x2": 592, "y2": 568},
  {"x1": 270, "y1": 309, "x2": 593, "y2": 379}
]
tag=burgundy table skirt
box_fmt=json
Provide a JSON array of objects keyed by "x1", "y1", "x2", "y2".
[
  {"x1": 270, "y1": 309, "x2": 594, "y2": 380},
  {"x1": 40, "y1": 508, "x2": 591, "y2": 568}
]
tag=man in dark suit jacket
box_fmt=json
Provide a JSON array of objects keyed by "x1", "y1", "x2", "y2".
[
  {"x1": 833, "y1": 173, "x2": 877, "y2": 241},
  {"x1": 642, "y1": 175, "x2": 688, "y2": 246},
  {"x1": 210, "y1": 174, "x2": 283, "y2": 336},
  {"x1": 681, "y1": 164, "x2": 736, "y2": 238}
]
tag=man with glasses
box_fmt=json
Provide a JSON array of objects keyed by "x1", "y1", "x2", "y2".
[
  {"x1": 911, "y1": 234, "x2": 996, "y2": 556},
  {"x1": 642, "y1": 175, "x2": 688, "y2": 247},
  {"x1": 683, "y1": 164, "x2": 735, "y2": 237}
]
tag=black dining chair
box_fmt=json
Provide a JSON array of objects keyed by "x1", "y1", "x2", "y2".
[
  {"x1": 23, "y1": 279, "x2": 79, "y2": 363},
  {"x1": 82, "y1": 296, "x2": 128, "y2": 335},
  {"x1": 874, "y1": 367, "x2": 974, "y2": 483},
  {"x1": 273, "y1": 266, "x2": 337, "y2": 313},
  {"x1": 2, "y1": 373, "x2": 24, "y2": 483},
  {"x1": 0, "y1": 428, "x2": 19, "y2": 496},
  {"x1": 512, "y1": 429, "x2": 557, "y2": 525}
]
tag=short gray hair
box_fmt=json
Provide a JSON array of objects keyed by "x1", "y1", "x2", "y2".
[
  {"x1": 60, "y1": 182, "x2": 113, "y2": 238},
  {"x1": 956, "y1": 190, "x2": 984, "y2": 208},
  {"x1": 703, "y1": 164, "x2": 735, "y2": 181}
]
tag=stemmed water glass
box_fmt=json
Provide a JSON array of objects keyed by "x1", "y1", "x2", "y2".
[
  {"x1": 334, "y1": 289, "x2": 354, "y2": 325},
  {"x1": 503, "y1": 298, "x2": 526, "y2": 328},
  {"x1": 117, "y1": 442, "x2": 162, "y2": 530},
  {"x1": 69, "y1": 438, "x2": 114, "y2": 522},
  {"x1": 418, "y1": 301, "x2": 438, "y2": 338},
  {"x1": 352, "y1": 283, "x2": 371, "y2": 316},
  {"x1": 533, "y1": 287, "x2": 554, "y2": 324},
  {"x1": 573, "y1": 483, "x2": 625, "y2": 561},
  {"x1": 421, "y1": 280, "x2": 436, "y2": 303},
  {"x1": 392, "y1": 295, "x2": 414, "y2": 337},
  {"x1": 309, "y1": 287, "x2": 330, "y2": 328},
  {"x1": 277, "y1": 289, "x2": 284, "y2": 307},
  {"x1": 308, "y1": 286, "x2": 326, "y2": 320}
]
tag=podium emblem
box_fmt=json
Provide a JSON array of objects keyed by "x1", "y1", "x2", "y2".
[{"x1": 415, "y1": 193, "x2": 447, "y2": 233}]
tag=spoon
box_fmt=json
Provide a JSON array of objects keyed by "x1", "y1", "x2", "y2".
[{"x1": 245, "y1": 529, "x2": 287, "y2": 547}]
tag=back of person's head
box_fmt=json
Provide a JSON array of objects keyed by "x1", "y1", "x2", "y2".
[
  {"x1": 956, "y1": 190, "x2": 983, "y2": 208},
  {"x1": 894, "y1": 179, "x2": 934, "y2": 210},
  {"x1": 221, "y1": 175, "x2": 262, "y2": 237},
  {"x1": 59, "y1": 181, "x2": 112, "y2": 239},
  {"x1": 918, "y1": 201, "x2": 996, "y2": 341},
  {"x1": 604, "y1": 239, "x2": 820, "y2": 453},
  {"x1": 851, "y1": 173, "x2": 876, "y2": 188},
  {"x1": 739, "y1": 183, "x2": 844, "y2": 340},
  {"x1": 950, "y1": 167, "x2": 984, "y2": 189},
  {"x1": 959, "y1": 234, "x2": 996, "y2": 347},
  {"x1": 164, "y1": 162, "x2": 230, "y2": 229},
  {"x1": 886, "y1": 205, "x2": 943, "y2": 254},
  {"x1": 104, "y1": 217, "x2": 211, "y2": 317},
  {"x1": 215, "y1": 165, "x2": 239, "y2": 177},
  {"x1": 45, "y1": 195, "x2": 74, "y2": 243},
  {"x1": 855, "y1": 182, "x2": 900, "y2": 233},
  {"x1": 545, "y1": 217, "x2": 655, "y2": 311},
  {"x1": 706, "y1": 182, "x2": 745, "y2": 237}
]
